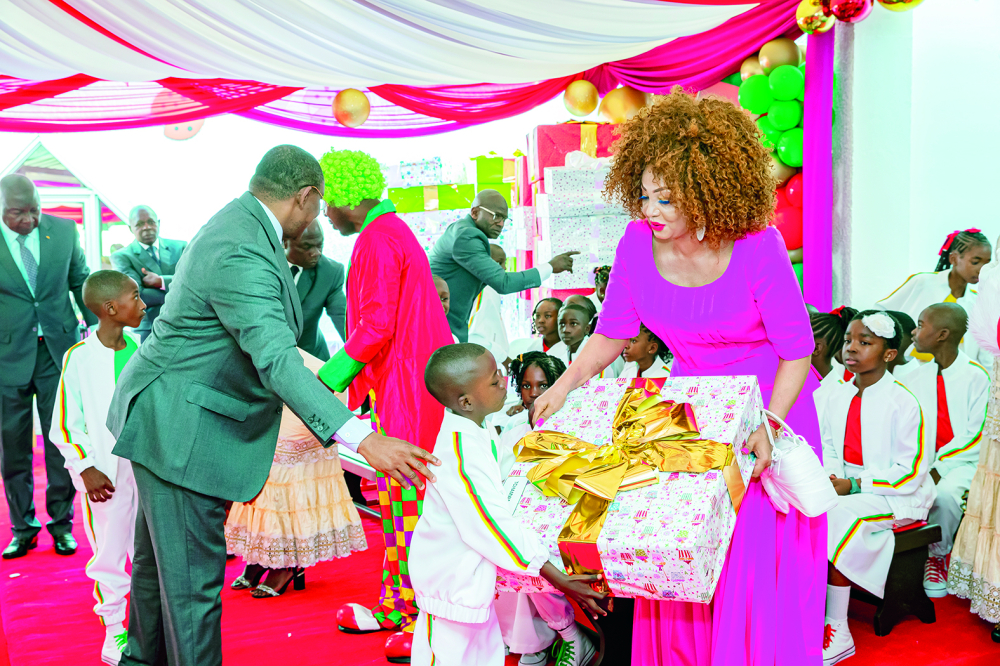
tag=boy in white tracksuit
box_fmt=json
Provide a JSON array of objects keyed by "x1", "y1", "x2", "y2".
[
  {"x1": 411, "y1": 343, "x2": 604, "y2": 666},
  {"x1": 468, "y1": 245, "x2": 511, "y2": 371},
  {"x1": 821, "y1": 311, "x2": 936, "y2": 665},
  {"x1": 904, "y1": 303, "x2": 990, "y2": 597},
  {"x1": 50, "y1": 270, "x2": 146, "y2": 666}
]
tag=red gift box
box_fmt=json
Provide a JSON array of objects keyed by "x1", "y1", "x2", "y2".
[{"x1": 528, "y1": 123, "x2": 617, "y2": 194}]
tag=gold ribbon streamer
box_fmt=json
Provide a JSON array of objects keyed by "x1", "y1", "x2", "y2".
[
  {"x1": 580, "y1": 123, "x2": 598, "y2": 157},
  {"x1": 515, "y1": 381, "x2": 740, "y2": 591}
]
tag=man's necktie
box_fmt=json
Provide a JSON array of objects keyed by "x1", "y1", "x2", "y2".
[
  {"x1": 16, "y1": 234, "x2": 37, "y2": 292},
  {"x1": 146, "y1": 244, "x2": 160, "y2": 267},
  {"x1": 290, "y1": 265, "x2": 300, "y2": 278}
]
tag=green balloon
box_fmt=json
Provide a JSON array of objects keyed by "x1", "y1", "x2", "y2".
[
  {"x1": 756, "y1": 116, "x2": 783, "y2": 150},
  {"x1": 722, "y1": 72, "x2": 742, "y2": 86},
  {"x1": 792, "y1": 262, "x2": 804, "y2": 290},
  {"x1": 769, "y1": 65, "x2": 804, "y2": 101},
  {"x1": 767, "y1": 99, "x2": 803, "y2": 131},
  {"x1": 778, "y1": 128, "x2": 804, "y2": 168},
  {"x1": 738, "y1": 75, "x2": 773, "y2": 115}
]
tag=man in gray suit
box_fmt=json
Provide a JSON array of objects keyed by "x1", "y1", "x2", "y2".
[
  {"x1": 107, "y1": 146, "x2": 438, "y2": 666},
  {"x1": 0, "y1": 174, "x2": 96, "y2": 559},
  {"x1": 283, "y1": 218, "x2": 347, "y2": 359},
  {"x1": 428, "y1": 189, "x2": 578, "y2": 342},
  {"x1": 110, "y1": 205, "x2": 187, "y2": 342}
]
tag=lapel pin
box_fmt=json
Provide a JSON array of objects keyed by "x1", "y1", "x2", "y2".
[{"x1": 45, "y1": 236, "x2": 50, "y2": 239}]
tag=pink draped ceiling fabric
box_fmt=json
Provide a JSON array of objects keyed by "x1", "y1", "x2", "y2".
[{"x1": 0, "y1": 0, "x2": 802, "y2": 135}]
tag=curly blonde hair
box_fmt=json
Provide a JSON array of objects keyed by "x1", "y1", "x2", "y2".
[{"x1": 604, "y1": 87, "x2": 776, "y2": 247}]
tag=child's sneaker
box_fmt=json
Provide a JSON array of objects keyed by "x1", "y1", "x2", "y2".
[
  {"x1": 554, "y1": 632, "x2": 596, "y2": 666},
  {"x1": 822, "y1": 619, "x2": 855, "y2": 665},
  {"x1": 519, "y1": 650, "x2": 549, "y2": 666},
  {"x1": 101, "y1": 624, "x2": 127, "y2": 665},
  {"x1": 923, "y1": 556, "x2": 948, "y2": 598}
]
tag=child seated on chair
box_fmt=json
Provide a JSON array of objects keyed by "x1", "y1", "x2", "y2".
[
  {"x1": 619, "y1": 323, "x2": 672, "y2": 379},
  {"x1": 409, "y1": 343, "x2": 605, "y2": 666},
  {"x1": 904, "y1": 303, "x2": 989, "y2": 598},
  {"x1": 820, "y1": 311, "x2": 936, "y2": 666}
]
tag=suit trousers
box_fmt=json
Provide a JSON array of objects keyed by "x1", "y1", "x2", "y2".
[
  {"x1": 120, "y1": 462, "x2": 227, "y2": 666},
  {"x1": 0, "y1": 338, "x2": 75, "y2": 538}
]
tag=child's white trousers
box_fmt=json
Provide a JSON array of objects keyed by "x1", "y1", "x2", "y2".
[{"x1": 412, "y1": 606, "x2": 505, "y2": 666}]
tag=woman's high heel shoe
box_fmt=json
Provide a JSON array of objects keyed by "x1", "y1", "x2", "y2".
[
  {"x1": 252, "y1": 568, "x2": 305, "y2": 598},
  {"x1": 231, "y1": 564, "x2": 267, "y2": 590}
]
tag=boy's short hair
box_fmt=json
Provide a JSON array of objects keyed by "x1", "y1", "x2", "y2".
[
  {"x1": 83, "y1": 270, "x2": 134, "y2": 317},
  {"x1": 425, "y1": 343, "x2": 490, "y2": 405},
  {"x1": 924, "y1": 302, "x2": 968, "y2": 340}
]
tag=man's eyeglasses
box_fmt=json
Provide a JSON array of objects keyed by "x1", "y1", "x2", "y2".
[
  {"x1": 305, "y1": 185, "x2": 326, "y2": 213},
  {"x1": 478, "y1": 206, "x2": 508, "y2": 224}
]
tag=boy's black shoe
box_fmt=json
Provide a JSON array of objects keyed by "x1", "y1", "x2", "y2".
[
  {"x1": 53, "y1": 533, "x2": 77, "y2": 556},
  {"x1": 2, "y1": 535, "x2": 38, "y2": 559}
]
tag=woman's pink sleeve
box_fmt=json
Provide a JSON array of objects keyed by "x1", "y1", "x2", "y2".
[{"x1": 594, "y1": 226, "x2": 641, "y2": 341}]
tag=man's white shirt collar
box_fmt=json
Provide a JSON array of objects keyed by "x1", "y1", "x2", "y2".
[{"x1": 254, "y1": 196, "x2": 285, "y2": 244}]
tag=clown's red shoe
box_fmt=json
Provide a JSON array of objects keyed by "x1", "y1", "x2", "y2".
[
  {"x1": 384, "y1": 631, "x2": 412, "y2": 664},
  {"x1": 336, "y1": 603, "x2": 385, "y2": 634}
]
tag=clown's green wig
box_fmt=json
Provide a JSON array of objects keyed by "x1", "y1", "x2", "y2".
[{"x1": 318, "y1": 149, "x2": 386, "y2": 208}]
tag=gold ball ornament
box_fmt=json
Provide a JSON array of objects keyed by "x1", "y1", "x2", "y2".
[
  {"x1": 740, "y1": 55, "x2": 765, "y2": 81},
  {"x1": 598, "y1": 86, "x2": 649, "y2": 124},
  {"x1": 333, "y1": 89, "x2": 370, "y2": 128},
  {"x1": 796, "y1": 0, "x2": 835, "y2": 35},
  {"x1": 563, "y1": 80, "x2": 599, "y2": 117},
  {"x1": 770, "y1": 152, "x2": 798, "y2": 186},
  {"x1": 877, "y1": 0, "x2": 923, "y2": 11},
  {"x1": 759, "y1": 38, "x2": 802, "y2": 74}
]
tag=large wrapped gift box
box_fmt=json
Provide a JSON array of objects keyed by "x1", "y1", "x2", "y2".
[
  {"x1": 495, "y1": 376, "x2": 761, "y2": 603},
  {"x1": 528, "y1": 123, "x2": 617, "y2": 192},
  {"x1": 539, "y1": 215, "x2": 631, "y2": 289}
]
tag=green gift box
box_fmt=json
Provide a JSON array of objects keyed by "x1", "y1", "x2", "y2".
[
  {"x1": 437, "y1": 184, "x2": 475, "y2": 211},
  {"x1": 471, "y1": 155, "x2": 505, "y2": 184},
  {"x1": 389, "y1": 184, "x2": 475, "y2": 213},
  {"x1": 388, "y1": 186, "x2": 428, "y2": 214}
]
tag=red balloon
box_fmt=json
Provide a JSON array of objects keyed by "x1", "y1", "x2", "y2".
[
  {"x1": 830, "y1": 0, "x2": 873, "y2": 22},
  {"x1": 785, "y1": 173, "x2": 804, "y2": 208},
  {"x1": 775, "y1": 187, "x2": 789, "y2": 210},
  {"x1": 774, "y1": 207, "x2": 803, "y2": 251}
]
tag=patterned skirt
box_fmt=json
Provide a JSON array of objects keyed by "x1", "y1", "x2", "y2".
[
  {"x1": 225, "y1": 431, "x2": 367, "y2": 569},
  {"x1": 948, "y1": 357, "x2": 1000, "y2": 622}
]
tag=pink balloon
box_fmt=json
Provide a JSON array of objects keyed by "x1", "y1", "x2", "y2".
[
  {"x1": 775, "y1": 186, "x2": 790, "y2": 210},
  {"x1": 774, "y1": 207, "x2": 803, "y2": 251},
  {"x1": 785, "y1": 174, "x2": 804, "y2": 208},
  {"x1": 830, "y1": 0, "x2": 873, "y2": 23}
]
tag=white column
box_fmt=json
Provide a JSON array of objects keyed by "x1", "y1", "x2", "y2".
[{"x1": 83, "y1": 192, "x2": 102, "y2": 271}]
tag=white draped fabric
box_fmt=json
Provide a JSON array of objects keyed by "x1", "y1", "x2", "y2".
[{"x1": 0, "y1": 0, "x2": 754, "y2": 86}]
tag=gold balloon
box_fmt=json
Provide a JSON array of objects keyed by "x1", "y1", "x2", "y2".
[
  {"x1": 759, "y1": 38, "x2": 801, "y2": 74},
  {"x1": 796, "y1": 0, "x2": 836, "y2": 34},
  {"x1": 740, "y1": 55, "x2": 764, "y2": 81},
  {"x1": 878, "y1": 0, "x2": 923, "y2": 11},
  {"x1": 563, "y1": 80, "x2": 599, "y2": 117},
  {"x1": 333, "y1": 88, "x2": 370, "y2": 128},
  {"x1": 770, "y1": 152, "x2": 798, "y2": 186},
  {"x1": 598, "y1": 86, "x2": 649, "y2": 124}
]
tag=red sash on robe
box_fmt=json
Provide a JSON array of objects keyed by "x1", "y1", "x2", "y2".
[
  {"x1": 936, "y1": 373, "x2": 954, "y2": 451},
  {"x1": 844, "y1": 395, "x2": 864, "y2": 466}
]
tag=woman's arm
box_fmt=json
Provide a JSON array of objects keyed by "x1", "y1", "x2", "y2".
[
  {"x1": 744, "y1": 354, "x2": 811, "y2": 478},
  {"x1": 532, "y1": 334, "x2": 628, "y2": 423}
]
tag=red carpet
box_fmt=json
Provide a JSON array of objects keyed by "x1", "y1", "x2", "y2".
[{"x1": 1, "y1": 446, "x2": 998, "y2": 665}]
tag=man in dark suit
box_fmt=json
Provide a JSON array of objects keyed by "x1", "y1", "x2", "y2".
[
  {"x1": 110, "y1": 205, "x2": 186, "y2": 342},
  {"x1": 107, "y1": 145, "x2": 438, "y2": 666},
  {"x1": 283, "y1": 218, "x2": 346, "y2": 359},
  {"x1": 428, "y1": 189, "x2": 578, "y2": 341},
  {"x1": 0, "y1": 174, "x2": 97, "y2": 559}
]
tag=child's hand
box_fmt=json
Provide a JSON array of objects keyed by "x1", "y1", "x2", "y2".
[
  {"x1": 541, "y1": 562, "x2": 608, "y2": 619},
  {"x1": 829, "y1": 475, "x2": 852, "y2": 496},
  {"x1": 506, "y1": 403, "x2": 525, "y2": 417},
  {"x1": 80, "y1": 467, "x2": 115, "y2": 503}
]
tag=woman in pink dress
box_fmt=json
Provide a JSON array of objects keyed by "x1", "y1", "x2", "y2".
[{"x1": 533, "y1": 90, "x2": 826, "y2": 665}]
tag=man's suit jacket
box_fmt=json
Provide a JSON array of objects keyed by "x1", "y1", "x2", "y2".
[
  {"x1": 295, "y1": 256, "x2": 347, "y2": 361},
  {"x1": 107, "y1": 192, "x2": 355, "y2": 502},
  {"x1": 0, "y1": 214, "x2": 96, "y2": 386},
  {"x1": 111, "y1": 238, "x2": 187, "y2": 333},
  {"x1": 428, "y1": 215, "x2": 541, "y2": 342}
]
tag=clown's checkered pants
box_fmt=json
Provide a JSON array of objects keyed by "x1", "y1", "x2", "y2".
[{"x1": 372, "y1": 472, "x2": 423, "y2": 632}]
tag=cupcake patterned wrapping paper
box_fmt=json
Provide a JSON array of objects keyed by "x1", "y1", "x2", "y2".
[{"x1": 495, "y1": 376, "x2": 762, "y2": 603}]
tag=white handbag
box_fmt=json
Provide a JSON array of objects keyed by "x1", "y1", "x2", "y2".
[{"x1": 759, "y1": 409, "x2": 838, "y2": 518}]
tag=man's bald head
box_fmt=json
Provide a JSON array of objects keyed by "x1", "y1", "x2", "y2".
[
  {"x1": 1, "y1": 174, "x2": 40, "y2": 234},
  {"x1": 470, "y1": 189, "x2": 509, "y2": 240},
  {"x1": 489, "y1": 243, "x2": 506, "y2": 269},
  {"x1": 424, "y1": 343, "x2": 491, "y2": 406},
  {"x1": 925, "y1": 302, "x2": 968, "y2": 338}
]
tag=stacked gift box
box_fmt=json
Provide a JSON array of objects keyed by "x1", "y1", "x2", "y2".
[{"x1": 496, "y1": 376, "x2": 761, "y2": 603}]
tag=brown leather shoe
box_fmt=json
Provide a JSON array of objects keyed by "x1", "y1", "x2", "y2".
[
  {"x1": 2, "y1": 535, "x2": 38, "y2": 559},
  {"x1": 53, "y1": 533, "x2": 77, "y2": 556}
]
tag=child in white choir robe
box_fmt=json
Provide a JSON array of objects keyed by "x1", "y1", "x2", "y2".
[
  {"x1": 877, "y1": 229, "x2": 993, "y2": 367},
  {"x1": 821, "y1": 311, "x2": 936, "y2": 666},
  {"x1": 619, "y1": 323, "x2": 672, "y2": 380},
  {"x1": 468, "y1": 245, "x2": 511, "y2": 370},
  {"x1": 493, "y1": 352, "x2": 576, "y2": 665},
  {"x1": 508, "y1": 297, "x2": 563, "y2": 359},
  {"x1": 410, "y1": 344, "x2": 604, "y2": 666},
  {"x1": 548, "y1": 302, "x2": 623, "y2": 378},
  {"x1": 810, "y1": 307, "x2": 858, "y2": 426},
  {"x1": 904, "y1": 303, "x2": 990, "y2": 598},
  {"x1": 886, "y1": 310, "x2": 917, "y2": 379},
  {"x1": 50, "y1": 271, "x2": 146, "y2": 666}
]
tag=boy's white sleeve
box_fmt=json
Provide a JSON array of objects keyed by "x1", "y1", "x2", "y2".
[
  {"x1": 48, "y1": 350, "x2": 94, "y2": 476},
  {"x1": 859, "y1": 394, "x2": 929, "y2": 496},
  {"x1": 444, "y1": 432, "x2": 550, "y2": 575},
  {"x1": 934, "y1": 368, "x2": 990, "y2": 476},
  {"x1": 875, "y1": 274, "x2": 917, "y2": 311},
  {"x1": 820, "y1": 402, "x2": 846, "y2": 478}
]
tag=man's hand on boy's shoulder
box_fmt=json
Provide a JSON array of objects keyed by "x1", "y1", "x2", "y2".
[
  {"x1": 80, "y1": 467, "x2": 116, "y2": 503},
  {"x1": 357, "y1": 434, "x2": 441, "y2": 490}
]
